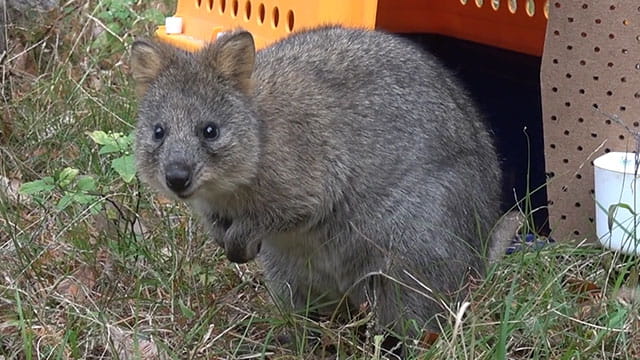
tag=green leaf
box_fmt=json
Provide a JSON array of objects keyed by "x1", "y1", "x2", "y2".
[
  {"x1": 98, "y1": 144, "x2": 121, "y2": 155},
  {"x1": 96, "y1": 10, "x2": 113, "y2": 21},
  {"x1": 112, "y1": 155, "x2": 136, "y2": 183},
  {"x1": 76, "y1": 176, "x2": 97, "y2": 192},
  {"x1": 88, "y1": 131, "x2": 110, "y2": 145},
  {"x1": 89, "y1": 203, "x2": 103, "y2": 215},
  {"x1": 74, "y1": 194, "x2": 98, "y2": 205},
  {"x1": 142, "y1": 8, "x2": 165, "y2": 24},
  {"x1": 19, "y1": 177, "x2": 55, "y2": 195},
  {"x1": 178, "y1": 299, "x2": 195, "y2": 319},
  {"x1": 606, "y1": 306, "x2": 628, "y2": 329},
  {"x1": 607, "y1": 203, "x2": 635, "y2": 231},
  {"x1": 107, "y1": 22, "x2": 123, "y2": 35},
  {"x1": 56, "y1": 193, "x2": 75, "y2": 211},
  {"x1": 58, "y1": 167, "x2": 79, "y2": 188}
]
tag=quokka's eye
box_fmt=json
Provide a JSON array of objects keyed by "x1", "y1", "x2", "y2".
[
  {"x1": 203, "y1": 123, "x2": 219, "y2": 140},
  {"x1": 153, "y1": 124, "x2": 165, "y2": 141}
]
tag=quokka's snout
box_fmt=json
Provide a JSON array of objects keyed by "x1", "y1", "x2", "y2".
[{"x1": 164, "y1": 162, "x2": 193, "y2": 195}]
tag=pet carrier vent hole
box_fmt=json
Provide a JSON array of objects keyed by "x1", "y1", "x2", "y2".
[
  {"x1": 475, "y1": 0, "x2": 483, "y2": 8},
  {"x1": 509, "y1": 0, "x2": 517, "y2": 13},
  {"x1": 206, "y1": 0, "x2": 213, "y2": 10},
  {"x1": 491, "y1": 0, "x2": 499, "y2": 10},
  {"x1": 195, "y1": 0, "x2": 202, "y2": 8},
  {"x1": 526, "y1": 0, "x2": 535, "y2": 16},
  {"x1": 244, "y1": 1, "x2": 251, "y2": 20},
  {"x1": 232, "y1": 0, "x2": 239, "y2": 17},
  {"x1": 219, "y1": 0, "x2": 226, "y2": 14},
  {"x1": 272, "y1": 6, "x2": 279, "y2": 28},
  {"x1": 286, "y1": 10, "x2": 294, "y2": 32},
  {"x1": 258, "y1": 3, "x2": 265, "y2": 24}
]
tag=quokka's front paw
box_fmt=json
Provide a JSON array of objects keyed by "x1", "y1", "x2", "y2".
[
  {"x1": 222, "y1": 221, "x2": 262, "y2": 264},
  {"x1": 208, "y1": 214, "x2": 232, "y2": 247}
]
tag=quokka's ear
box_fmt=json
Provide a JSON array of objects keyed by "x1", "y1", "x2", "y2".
[
  {"x1": 130, "y1": 39, "x2": 166, "y2": 97},
  {"x1": 202, "y1": 30, "x2": 256, "y2": 94}
]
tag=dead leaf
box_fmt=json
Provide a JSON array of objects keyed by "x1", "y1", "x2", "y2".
[
  {"x1": 577, "y1": 303, "x2": 601, "y2": 321},
  {"x1": 616, "y1": 285, "x2": 640, "y2": 306},
  {"x1": 11, "y1": 42, "x2": 27, "y2": 74},
  {"x1": 94, "y1": 200, "x2": 149, "y2": 239},
  {"x1": 565, "y1": 277, "x2": 602, "y2": 301},
  {"x1": 56, "y1": 264, "x2": 98, "y2": 303},
  {"x1": 88, "y1": 74, "x2": 102, "y2": 91},
  {"x1": 0, "y1": 176, "x2": 25, "y2": 204},
  {"x1": 629, "y1": 313, "x2": 640, "y2": 358},
  {"x1": 110, "y1": 326, "x2": 159, "y2": 360},
  {"x1": 155, "y1": 195, "x2": 173, "y2": 206},
  {"x1": 1, "y1": 108, "x2": 13, "y2": 143},
  {"x1": 419, "y1": 331, "x2": 440, "y2": 348}
]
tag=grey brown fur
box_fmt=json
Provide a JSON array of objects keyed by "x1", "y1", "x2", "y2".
[{"x1": 131, "y1": 26, "x2": 503, "y2": 337}]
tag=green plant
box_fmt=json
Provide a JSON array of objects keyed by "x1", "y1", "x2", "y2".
[
  {"x1": 19, "y1": 166, "x2": 100, "y2": 212},
  {"x1": 92, "y1": 0, "x2": 165, "y2": 53},
  {"x1": 18, "y1": 130, "x2": 136, "y2": 212},
  {"x1": 87, "y1": 130, "x2": 136, "y2": 183}
]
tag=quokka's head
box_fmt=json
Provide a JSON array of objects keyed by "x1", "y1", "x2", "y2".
[{"x1": 130, "y1": 31, "x2": 261, "y2": 201}]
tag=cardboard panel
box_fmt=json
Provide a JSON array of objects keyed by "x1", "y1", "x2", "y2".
[{"x1": 541, "y1": 1, "x2": 640, "y2": 240}]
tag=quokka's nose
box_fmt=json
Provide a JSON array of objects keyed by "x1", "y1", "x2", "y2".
[{"x1": 165, "y1": 163, "x2": 192, "y2": 193}]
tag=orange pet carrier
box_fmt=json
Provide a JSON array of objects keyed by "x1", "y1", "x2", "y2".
[{"x1": 155, "y1": 0, "x2": 549, "y2": 56}]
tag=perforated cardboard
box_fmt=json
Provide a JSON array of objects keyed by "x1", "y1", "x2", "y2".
[{"x1": 541, "y1": 1, "x2": 640, "y2": 240}]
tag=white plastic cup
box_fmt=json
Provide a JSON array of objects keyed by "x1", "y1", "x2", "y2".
[
  {"x1": 165, "y1": 17, "x2": 183, "y2": 35},
  {"x1": 593, "y1": 151, "x2": 640, "y2": 254}
]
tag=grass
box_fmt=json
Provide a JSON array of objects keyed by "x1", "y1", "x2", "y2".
[{"x1": 1, "y1": 1, "x2": 640, "y2": 359}]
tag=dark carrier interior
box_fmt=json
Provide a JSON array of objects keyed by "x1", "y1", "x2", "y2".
[{"x1": 404, "y1": 34, "x2": 549, "y2": 234}]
